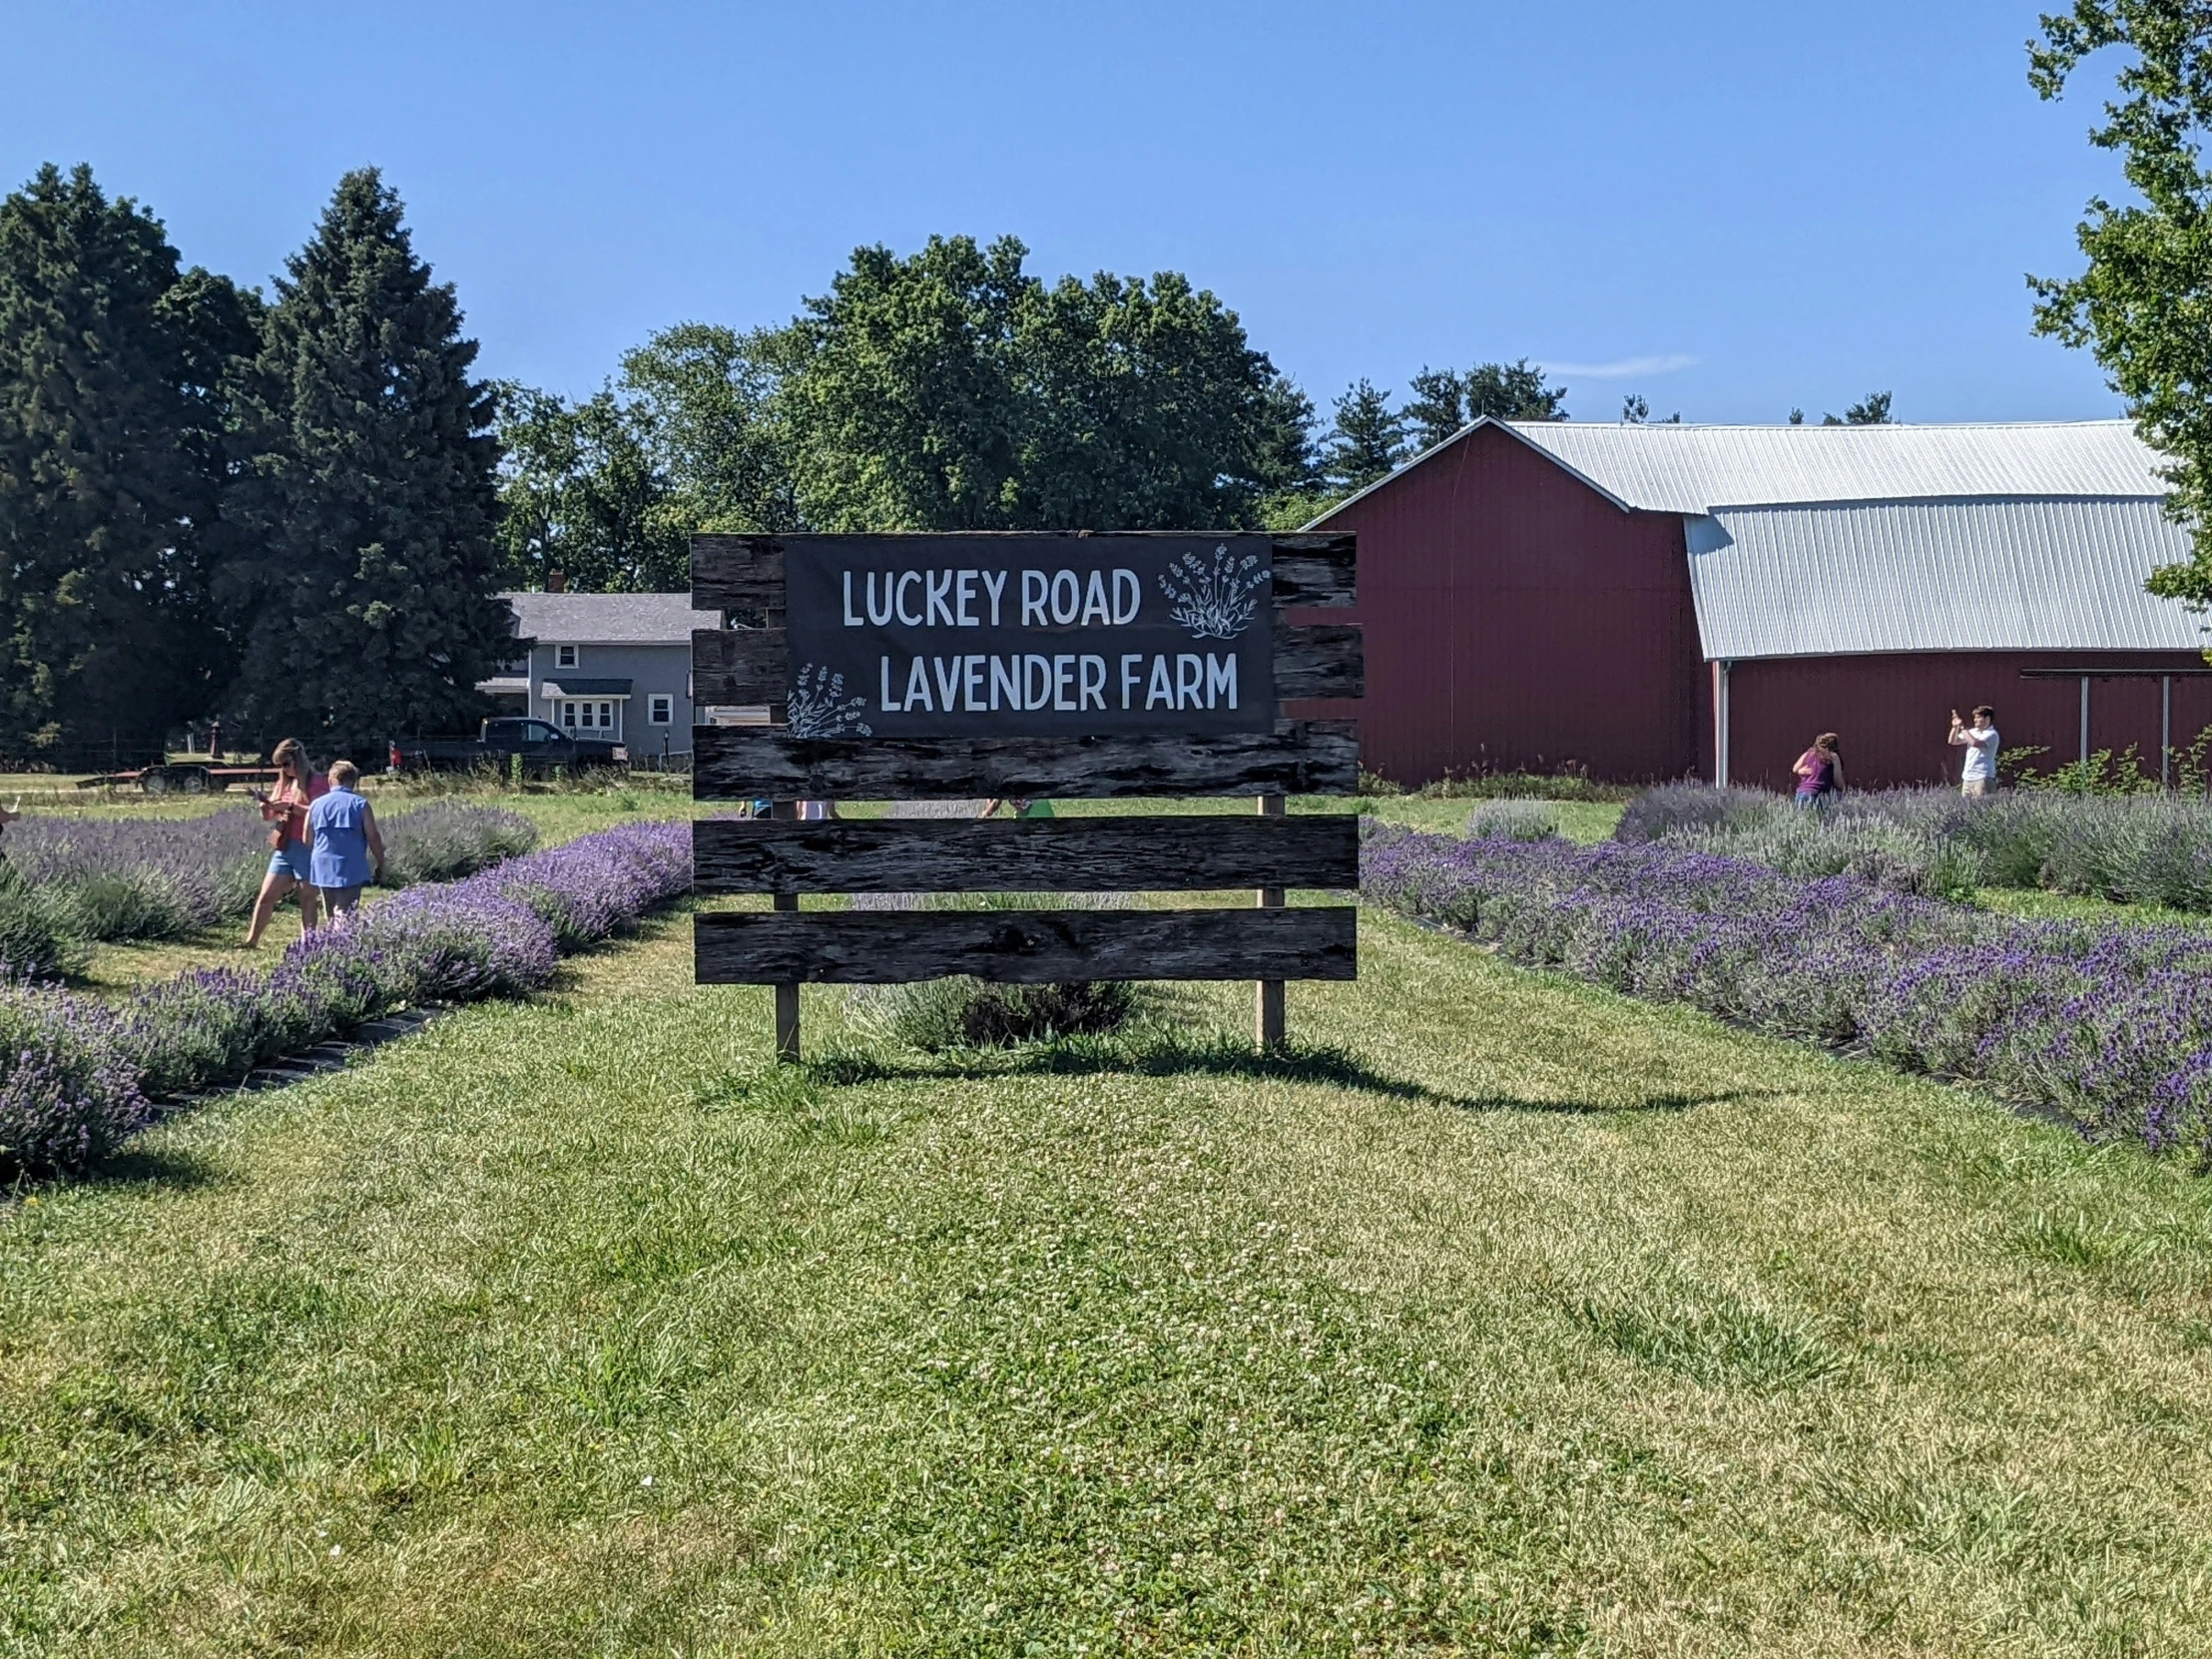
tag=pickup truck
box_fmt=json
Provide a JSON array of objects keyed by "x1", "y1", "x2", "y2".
[{"x1": 388, "y1": 718, "x2": 627, "y2": 777}]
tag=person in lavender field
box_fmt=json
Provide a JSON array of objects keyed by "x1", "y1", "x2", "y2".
[
  {"x1": 1792, "y1": 733, "x2": 1845, "y2": 808},
  {"x1": 244, "y1": 738, "x2": 328, "y2": 946},
  {"x1": 306, "y1": 760, "x2": 384, "y2": 923},
  {"x1": 1948, "y1": 705, "x2": 2000, "y2": 798}
]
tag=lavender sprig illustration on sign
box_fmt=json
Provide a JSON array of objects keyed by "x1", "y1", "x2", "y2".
[
  {"x1": 1158, "y1": 543, "x2": 1267, "y2": 641},
  {"x1": 785, "y1": 665, "x2": 873, "y2": 739}
]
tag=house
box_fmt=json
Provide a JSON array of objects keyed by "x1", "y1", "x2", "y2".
[
  {"x1": 477, "y1": 591, "x2": 723, "y2": 762},
  {"x1": 1298, "y1": 418, "x2": 2212, "y2": 790}
]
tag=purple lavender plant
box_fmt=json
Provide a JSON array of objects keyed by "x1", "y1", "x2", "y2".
[
  {"x1": 0, "y1": 987, "x2": 149, "y2": 1175},
  {"x1": 2, "y1": 820, "x2": 692, "y2": 1179},
  {"x1": 1365, "y1": 821, "x2": 2212, "y2": 1162},
  {"x1": 1, "y1": 803, "x2": 540, "y2": 943}
]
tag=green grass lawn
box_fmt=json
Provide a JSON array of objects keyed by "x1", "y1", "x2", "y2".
[{"x1": 6, "y1": 900, "x2": 2211, "y2": 1656}]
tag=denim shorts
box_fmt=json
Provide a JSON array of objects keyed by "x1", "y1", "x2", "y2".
[{"x1": 268, "y1": 841, "x2": 312, "y2": 881}]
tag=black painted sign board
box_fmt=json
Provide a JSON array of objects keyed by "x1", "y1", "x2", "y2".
[{"x1": 781, "y1": 534, "x2": 1275, "y2": 739}]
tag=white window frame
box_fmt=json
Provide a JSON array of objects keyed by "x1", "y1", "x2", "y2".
[
  {"x1": 649, "y1": 694, "x2": 673, "y2": 725},
  {"x1": 556, "y1": 698, "x2": 624, "y2": 740},
  {"x1": 555, "y1": 644, "x2": 579, "y2": 669}
]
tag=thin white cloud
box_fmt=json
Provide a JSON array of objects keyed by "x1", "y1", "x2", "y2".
[{"x1": 1546, "y1": 353, "x2": 1699, "y2": 379}]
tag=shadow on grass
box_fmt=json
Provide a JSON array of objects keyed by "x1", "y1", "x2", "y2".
[
  {"x1": 10, "y1": 1143, "x2": 226, "y2": 1204},
  {"x1": 803, "y1": 1031, "x2": 1768, "y2": 1117}
]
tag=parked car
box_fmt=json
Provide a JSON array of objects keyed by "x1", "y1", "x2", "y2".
[{"x1": 389, "y1": 718, "x2": 627, "y2": 777}]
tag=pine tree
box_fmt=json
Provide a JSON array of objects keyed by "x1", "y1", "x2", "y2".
[
  {"x1": 0, "y1": 164, "x2": 255, "y2": 758},
  {"x1": 226, "y1": 169, "x2": 510, "y2": 749},
  {"x1": 1321, "y1": 379, "x2": 1406, "y2": 492},
  {"x1": 1401, "y1": 367, "x2": 1469, "y2": 450}
]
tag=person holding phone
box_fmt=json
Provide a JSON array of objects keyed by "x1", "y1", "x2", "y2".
[
  {"x1": 1948, "y1": 706, "x2": 2000, "y2": 798},
  {"x1": 244, "y1": 739, "x2": 328, "y2": 946}
]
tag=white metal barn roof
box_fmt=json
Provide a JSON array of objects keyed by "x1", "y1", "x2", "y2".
[
  {"x1": 1315, "y1": 416, "x2": 2203, "y2": 661},
  {"x1": 1687, "y1": 497, "x2": 2206, "y2": 659},
  {"x1": 1495, "y1": 418, "x2": 2168, "y2": 513}
]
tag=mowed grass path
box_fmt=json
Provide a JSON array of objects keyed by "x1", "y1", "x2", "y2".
[{"x1": 5, "y1": 904, "x2": 2212, "y2": 1655}]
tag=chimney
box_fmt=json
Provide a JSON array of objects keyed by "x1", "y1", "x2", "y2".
[{"x1": 547, "y1": 569, "x2": 566, "y2": 593}]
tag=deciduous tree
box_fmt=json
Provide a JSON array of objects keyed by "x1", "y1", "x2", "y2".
[
  {"x1": 1013, "y1": 269, "x2": 1301, "y2": 528},
  {"x1": 778, "y1": 236, "x2": 1307, "y2": 531},
  {"x1": 781, "y1": 235, "x2": 1029, "y2": 531},
  {"x1": 619, "y1": 321, "x2": 799, "y2": 535},
  {"x1": 493, "y1": 385, "x2": 684, "y2": 592},
  {"x1": 2030, "y1": 1, "x2": 2212, "y2": 611}
]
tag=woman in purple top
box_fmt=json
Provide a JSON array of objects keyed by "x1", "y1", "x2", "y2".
[{"x1": 1793, "y1": 733, "x2": 1845, "y2": 807}]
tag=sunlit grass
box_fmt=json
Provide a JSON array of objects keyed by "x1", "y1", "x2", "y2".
[{"x1": 4, "y1": 901, "x2": 2211, "y2": 1654}]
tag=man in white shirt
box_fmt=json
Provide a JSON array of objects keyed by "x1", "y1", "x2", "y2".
[{"x1": 1948, "y1": 705, "x2": 1999, "y2": 797}]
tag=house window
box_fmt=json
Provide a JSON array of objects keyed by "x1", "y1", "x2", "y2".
[
  {"x1": 649, "y1": 694, "x2": 673, "y2": 725},
  {"x1": 555, "y1": 644, "x2": 579, "y2": 668},
  {"x1": 557, "y1": 700, "x2": 623, "y2": 738}
]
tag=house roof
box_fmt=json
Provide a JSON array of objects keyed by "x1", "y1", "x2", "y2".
[
  {"x1": 1689, "y1": 498, "x2": 2205, "y2": 659},
  {"x1": 501, "y1": 590, "x2": 713, "y2": 643}
]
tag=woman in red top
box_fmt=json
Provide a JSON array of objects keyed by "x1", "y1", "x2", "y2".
[
  {"x1": 1792, "y1": 732, "x2": 1845, "y2": 807},
  {"x1": 244, "y1": 739, "x2": 330, "y2": 946}
]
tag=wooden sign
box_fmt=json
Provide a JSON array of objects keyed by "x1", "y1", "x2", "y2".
[{"x1": 691, "y1": 532, "x2": 1361, "y2": 1059}]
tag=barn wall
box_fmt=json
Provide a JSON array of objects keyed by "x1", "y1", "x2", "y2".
[
  {"x1": 1294, "y1": 424, "x2": 1703, "y2": 785},
  {"x1": 1722, "y1": 652, "x2": 2212, "y2": 790}
]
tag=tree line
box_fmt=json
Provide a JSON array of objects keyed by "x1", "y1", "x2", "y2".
[
  {"x1": 0, "y1": 167, "x2": 1597, "y2": 757},
  {"x1": 490, "y1": 237, "x2": 1585, "y2": 592}
]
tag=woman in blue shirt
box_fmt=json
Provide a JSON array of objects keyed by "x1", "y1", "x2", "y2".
[{"x1": 306, "y1": 760, "x2": 385, "y2": 919}]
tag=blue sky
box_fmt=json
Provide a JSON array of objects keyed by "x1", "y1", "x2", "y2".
[{"x1": 0, "y1": 0, "x2": 2138, "y2": 426}]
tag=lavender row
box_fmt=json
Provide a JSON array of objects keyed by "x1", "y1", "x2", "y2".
[
  {"x1": 1362, "y1": 822, "x2": 2212, "y2": 1160},
  {"x1": 0, "y1": 820, "x2": 692, "y2": 1180},
  {"x1": 1618, "y1": 782, "x2": 2212, "y2": 909},
  {"x1": 2, "y1": 800, "x2": 540, "y2": 943}
]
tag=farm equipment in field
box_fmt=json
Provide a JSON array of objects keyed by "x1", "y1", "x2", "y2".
[{"x1": 76, "y1": 763, "x2": 283, "y2": 795}]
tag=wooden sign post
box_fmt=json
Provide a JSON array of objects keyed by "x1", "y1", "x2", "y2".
[{"x1": 690, "y1": 532, "x2": 1361, "y2": 1058}]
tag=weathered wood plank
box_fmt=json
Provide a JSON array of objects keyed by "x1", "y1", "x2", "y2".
[
  {"x1": 694, "y1": 905, "x2": 1358, "y2": 984},
  {"x1": 691, "y1": 719, "x2": 1360, "y2": 801},
  {"x1": 694, "y1": 814, "x2": 1360, "y2": 894},
  {"x1": 692, "y1": 535, "x2": 787, "y2": 614},
  {"x1": 1269, "y1": 534, "x2": 1358, "y2": 608},
  {"x1": 692, "y1": 627, "x2": 789, "y2": 706},
  {"x1": 690, "y1": 618, "x2": 1361, "y2": 708},
  {"x1": 1274, "y1": 619, "x2": 1364, "y2": 701}
]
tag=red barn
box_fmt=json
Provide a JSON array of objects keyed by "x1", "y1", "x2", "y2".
[{"x1": 1297, "y1": 418, "x2": 2212, "y2": 790}]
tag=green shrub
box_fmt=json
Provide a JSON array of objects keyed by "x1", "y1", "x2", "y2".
[
  {"x1": 850, "y1": 977, "x2": 1138, "y2": 1051},
  {"x1": 0, "y1": 871, "x2": 84, "y2": 981},
  {"x1": 54, "y1": 869, "x2": 195, "y2": 941},
  {"x1": 1466, "y1": 801, "x2": 1562, "y2": 841}
]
